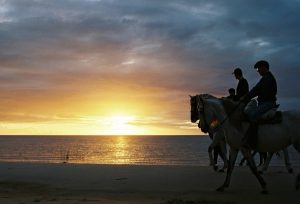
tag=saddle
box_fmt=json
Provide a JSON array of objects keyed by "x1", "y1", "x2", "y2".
[{"x1": 258, "y1": 105, "x2": 282, "y2": 125}]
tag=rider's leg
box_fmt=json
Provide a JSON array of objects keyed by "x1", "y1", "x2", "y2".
[{"x1": 243, "y1": 101, "x2": 276, "y2": 148}]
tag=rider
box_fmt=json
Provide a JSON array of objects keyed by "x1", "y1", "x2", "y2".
[
  {"x1": 242, "y1": 60, "x2": 278, "y2": 147},
  {"x1": 227, "y1": 88, "x2": 236, "y2": 100},
  {"x1": 232, "y1": 68, "x2": 249, "y2": 101}
]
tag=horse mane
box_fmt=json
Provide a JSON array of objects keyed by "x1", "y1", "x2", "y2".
[
  {"x1": 200, "y1": 94, "x2": 236, "y2": 113},
  {"x1": 199, "y1": 94, "x2": 227, "y2": 122},
  {"x1": 200, "y1": 94, "x2": 218, "y2": 100},
  {"x1": 199, "y1": 93, "x2": 244, "y2": 119}
]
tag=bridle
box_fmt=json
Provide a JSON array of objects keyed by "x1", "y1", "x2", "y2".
[
  {"x1": 196, "y1": 95, "x2": 205, "y2": 116},
  {"x1": 196, "y1": 95, "x2": 210, "y2": 133}
]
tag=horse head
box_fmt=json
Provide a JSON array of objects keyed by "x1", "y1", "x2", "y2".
[{"x1": 190, "y1": 94, "x2": 220, "y2": 133}]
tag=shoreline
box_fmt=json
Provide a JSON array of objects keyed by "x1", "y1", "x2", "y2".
[
  {"x1": 0, "y1": 162, "x2": 299, "y2": 203},
  {"x1": 1, "y1": 160, "x2": 300, "y2": 167}
]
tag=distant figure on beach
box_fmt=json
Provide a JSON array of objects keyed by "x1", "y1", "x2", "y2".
[
  {"x1": 232, "y1": 68, "x2": 249, "y2": 101},
  {"x1": 226, "y1": 88, "x2": 235, "y2": 100},
  {"x1": 242, "y1": 60, "x2": 278, "y2": 147}
]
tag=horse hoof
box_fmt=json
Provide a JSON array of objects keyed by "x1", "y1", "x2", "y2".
[
  {"x1": 261, "y1": 189, "x2": 269, "y2": 195},
  {"x1": 288, "y1": 168, "x2": 294, "y2": 174},
  {"x1": 213, "y1": 166, "x2": 218, "y2": 171}
]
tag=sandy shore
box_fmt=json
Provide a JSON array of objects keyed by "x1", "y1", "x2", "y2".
[{"x1": 0, "y1": 162, "x2": 299, "y2": 204}]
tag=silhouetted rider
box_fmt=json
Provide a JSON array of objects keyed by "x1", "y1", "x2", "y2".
[
  {"x1": 233, "y1": 68, "x2": 249, "y2": 101},
  {"x1": 242, "y1": 60, "x2": 278, "y2": 147}
]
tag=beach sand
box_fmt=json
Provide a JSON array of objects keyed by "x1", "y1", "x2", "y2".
[{"x1": 0, "y1": 162, "x2": 299, "y2": 204}]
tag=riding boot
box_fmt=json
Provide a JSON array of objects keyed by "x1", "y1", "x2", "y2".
[{"x1": 242, "y1": 122, "x2": 258, "y2": 149}]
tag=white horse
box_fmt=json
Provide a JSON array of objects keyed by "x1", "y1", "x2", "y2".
[{"x1": 190, "y1": 94, "x2": 300, "y2": 193}]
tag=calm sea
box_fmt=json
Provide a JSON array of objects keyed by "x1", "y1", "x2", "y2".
[{"x1": 0, "y1": 135, "x2": 299, "y2": 166}]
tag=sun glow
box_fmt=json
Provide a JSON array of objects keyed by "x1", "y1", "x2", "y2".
[
  {"x1": 100, "y1": 115, "x2": 139, "y2": 135},
  {"x1": 0, "y1": 82, "x2": 198, "y2": 135}
]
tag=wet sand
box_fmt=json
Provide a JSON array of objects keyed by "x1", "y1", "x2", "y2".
[{"x1": 0, "y1": 162, "x2": 299, "y2": 204}]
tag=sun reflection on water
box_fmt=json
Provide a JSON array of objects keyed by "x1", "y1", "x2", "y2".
[{"x1": 113, "y1": 136, "x2": 130, "y2": 164}]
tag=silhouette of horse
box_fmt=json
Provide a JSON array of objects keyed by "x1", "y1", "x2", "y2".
[
  {"x1": 239, "y1": 149, "x2": 293, "y2": 174},
  {"x1": 239, "y1": 151, "x2": 267, "y2": 167},
  {"x1": 209, "y1": 127, "x2": 293, "y2": 173},
  {"x1": 190, "y1": 94, "x2": 300, "y2": 193}
]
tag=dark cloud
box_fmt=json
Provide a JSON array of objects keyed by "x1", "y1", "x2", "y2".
[{"x1": 1, "y1": 0, "x2": 300, "y2": 109}]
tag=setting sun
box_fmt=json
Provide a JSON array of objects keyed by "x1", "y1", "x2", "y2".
[{"x1": 100, "y1": 115, "x2": 139, "y2": 135}]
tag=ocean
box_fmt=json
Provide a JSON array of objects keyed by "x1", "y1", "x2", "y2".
[{"x1": 0, "y1": 135, "x2": 299, "y2": 166}]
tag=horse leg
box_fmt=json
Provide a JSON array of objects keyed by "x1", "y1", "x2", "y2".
[
  {"x1": 216, "y1": 148, "x2": 238, "y2": 192},
  {"x1": 258, "y1": 152, "x2": 267, "y2": 167},
  {"x1": 293, "y1": 141, "x2": 300, "y2": 190},
  {"x1": 208, "y1": 131, "x2": 224, "y2": 171},
  {"x1": 208, "y1": 145, "x2": 215, "y2": 165},
  {"x1": 208, "y1": 144, "x2": 218, "y2": 171},
  {"x1": 213, "y1": 146, "x2": 220, "y2": 171},
  {"x1": 218, "y1": 140, "x2": 228, "y2": 172},
  {"x1": 282, "y1": 149, "x2": 293, "y2": 174},
  {"x1": 239, "y1": 154, "x2": 247, "y2": 166},
  {"x1": 240, "y1": 147, "x2": 268, "y2": 194},
  {"x1": 250, "y1": 151, "x2": 260, "y2": 165},
  {"x1": 260, "y1": 152, "x2": 273, "y2": 173},
  {"x1": 262, "y1": 152, "x2": 267, "y2": 165},
  {"x1": 239, "y1": 151, "x2": 256, "y2": 166},
  {"x1": 257, "y1": 152, "x2": 263, "y2": 167}
]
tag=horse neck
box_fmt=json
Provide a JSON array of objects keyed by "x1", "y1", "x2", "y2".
[
  {"x1": 205, "y1": 98, "x2": 246, "y2": 148},
  {"x1": 213, "y1": 105, "x2": 246, "y2": 148},
  {"x1": 207, "y1": 98, "x2": 227, "y2": 122}
]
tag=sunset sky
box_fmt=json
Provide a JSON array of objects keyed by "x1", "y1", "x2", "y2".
[{"x1": 1, "y1": 0, "x2": 300, "y2": 135}]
